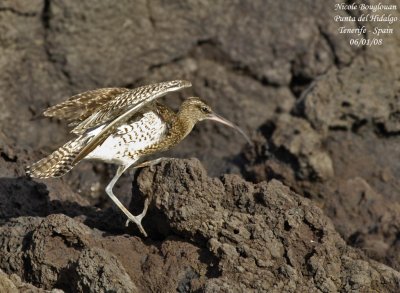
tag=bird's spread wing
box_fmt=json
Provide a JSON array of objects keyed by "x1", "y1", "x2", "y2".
[
  {"x1": 43, "y1": 88, "x2": 130, "y2": 125},
  {"x1": 71, "y1": 80, "x2": 192, "y2": 163},
  {"x1": 71, "y1": 80, "x2": 191, "y2": 135}
]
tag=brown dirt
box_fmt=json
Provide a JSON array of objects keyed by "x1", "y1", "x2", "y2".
[{"x1": 1, "y1": 0, "x2": 399, "y2": 292}]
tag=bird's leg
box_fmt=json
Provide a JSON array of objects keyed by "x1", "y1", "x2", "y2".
[
  {"x1": 105, "y1": 165, "x2": 149, "y2": 237},
  {"x1": 134, "y1": 157, "x2": 168, "y2": 171}
]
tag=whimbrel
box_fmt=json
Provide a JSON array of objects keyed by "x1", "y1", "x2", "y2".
[{"x1": 27, "y1": 80, "x2": 251, "y2": 236}]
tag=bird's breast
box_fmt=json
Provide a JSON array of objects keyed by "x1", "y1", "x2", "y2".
[{"x1": 85, "y1": 111, "x2": 168, "y2": 164}]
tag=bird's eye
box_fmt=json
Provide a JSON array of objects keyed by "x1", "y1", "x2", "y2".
[{"x1": 200, "y1": 106, "x2": 210, "y2": 113}]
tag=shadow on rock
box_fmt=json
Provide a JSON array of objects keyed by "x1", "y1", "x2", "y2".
[
  {"x1": 0, "y1": 177, "x2": 50, "y2": 219},
  {"x1": 0, "y1": 176, "x2": 140, "y2": 235}
]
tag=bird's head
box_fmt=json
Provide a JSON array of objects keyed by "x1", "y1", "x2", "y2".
[{"x1": 179, "y1": 97, "x2": 252, "y2": 144}]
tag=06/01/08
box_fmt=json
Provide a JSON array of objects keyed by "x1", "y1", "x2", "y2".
[{"x1": 349, "y1": 38, "x2": 383, "y2": 47}]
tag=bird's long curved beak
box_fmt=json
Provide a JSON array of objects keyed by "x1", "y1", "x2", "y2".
[{"x1": 207, "y1": 113, "x2": 252, "y2": 145}]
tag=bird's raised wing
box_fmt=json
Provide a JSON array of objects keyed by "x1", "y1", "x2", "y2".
[
  {"x1": 71, "y1": 80, "x2": 191, "y2": 135},
  {"x1": 43, "y1": 88, "x2": 130, "y2": 126},
  {"x1": 72, "y1": 80, "x2": 192, "y2": 163}
]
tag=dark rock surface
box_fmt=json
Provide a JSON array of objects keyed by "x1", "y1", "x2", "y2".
[
  {"x1": 1, "y1": 160, "x2": 399, "y2": 292},
  {"x1": 137, "y1": 159, "x2": 400, "y2": 292},
  {"x1": 0, "y1": 268, "x2": 61, "y2": 293},
  {"x1": 1, "y1": 0, "x2": 400, "y2": 292},
  {"x1": 244, "y1": 55, "x2": 400, "y2": 273}
]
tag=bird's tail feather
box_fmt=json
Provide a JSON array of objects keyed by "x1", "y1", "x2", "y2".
[{"x1": 27, "y1": 136, "x2": 89, "y2": 178}]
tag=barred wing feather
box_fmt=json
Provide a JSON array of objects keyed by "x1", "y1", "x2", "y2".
[
  {"x1": 43, "y1": 88, "x2": 130, "y2": 125},
  {"x1": 72, "y1": 80, "x2": 191, "y2": 163},
  {"x1": 71, "y1": 80, "x2": 191, "y2": 135}
]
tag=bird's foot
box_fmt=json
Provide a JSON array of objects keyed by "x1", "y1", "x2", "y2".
[
  {"x1": 135, "y1": 157, "x2": 167, "y2": 171},
  {"x1": 125, "y1": 198, "x2": 150, "y2": 237},
  {"x1": 126, "y1": 217, "x2": 148, "y2": 237}
]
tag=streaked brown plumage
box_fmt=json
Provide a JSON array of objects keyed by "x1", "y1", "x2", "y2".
[
  {"x1": 27, "y1": 80, "x2": 250, "y2": 236},
  {"x1": 43, "y1": 88, "x2": 130, "y2": 127}
]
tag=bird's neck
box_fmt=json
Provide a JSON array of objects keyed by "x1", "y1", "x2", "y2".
[
  {"x1": 175, "y1": 108, "x2": 196, "y2": 140},
  {"x1": 149, "y1": 107, "x2": 195, "y2": 153}
]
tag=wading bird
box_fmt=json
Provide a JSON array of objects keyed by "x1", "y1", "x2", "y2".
[{"x1": 27, "y1": 80, "x2": 251, "y2": 236}]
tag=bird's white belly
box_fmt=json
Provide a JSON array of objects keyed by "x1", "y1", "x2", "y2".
[{"x1": 85, "y1": 111, "x2": 167, "y2": 165}]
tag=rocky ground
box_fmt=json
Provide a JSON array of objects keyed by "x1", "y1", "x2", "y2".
[{"x1": 0, "y1": 0, "x2": 399, "y2": 292}]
